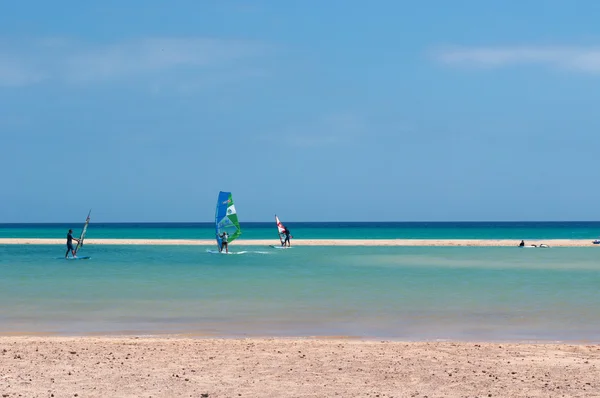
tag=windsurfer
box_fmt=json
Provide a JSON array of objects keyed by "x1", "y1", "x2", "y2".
[
  {"x1": 219, "y1": 232, "x2": 229, "y2": 253},
  {"x1": 65, "y1": 229, "x2": 80, "y2": 258},
  {"x1": 282, "y1": 226, "x2": 292, "y2": 247}
]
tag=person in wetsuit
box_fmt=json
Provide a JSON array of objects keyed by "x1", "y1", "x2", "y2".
[
  {"x1": 65, "y1": 229, "x2": 80, "y2": 258},
  {"x1": 219, "y1": 231, "x2": 229, "y2": 253},
  {"x1": 282, "y1": 226, "x2": 292, "y2": 247}
]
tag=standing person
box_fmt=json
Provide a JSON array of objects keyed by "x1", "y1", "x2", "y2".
[
  {"x1": 219, "y1": 231, "x2": 229, "y2": 253},
  {"x1": 65, "y1": 229, "x2": 80, "y2": 258},
  {"x1": 282, "y1": 226, "x2": 292, "y2": 247}
]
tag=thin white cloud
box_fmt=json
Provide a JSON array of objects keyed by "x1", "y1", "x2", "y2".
[
  {"x1": 262, "y1": 113, "x2": 366, "y2": 148},
  {"x1": 435, "y1": 46, "x2": 600, "y2": 73},
  {"x1": 0, "y1": 59, "x2": 45, "y2": 86},
  {"x1": 0, "y1": 37, "x2": 267, "y2": 87}
]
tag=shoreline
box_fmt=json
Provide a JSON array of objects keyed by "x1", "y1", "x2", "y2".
[
  {"x1": 0, "y1": 331, "x2": 597, "y2": 344},
  {"x1": 1, "y1": 336, "x2": 598, "y2": 397},
  {"x1": 0, "y1": 238, "x2": 598, "y2": 246}
]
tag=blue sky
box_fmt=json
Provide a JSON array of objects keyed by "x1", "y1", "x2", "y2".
[{"x1": 2, "y1": 0, "x2": 600, "y2": 222}]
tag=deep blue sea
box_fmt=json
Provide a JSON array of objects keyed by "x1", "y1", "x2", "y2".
[
  {"x1": 1, "y1": 222, "x2": 599, "y2": 342},
  {"x1": 1, "y1": 221, "x2": 600, "y2": 239}
]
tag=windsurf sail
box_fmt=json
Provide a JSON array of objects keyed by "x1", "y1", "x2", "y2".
[
  {"x1": 74, "y1": 209, "x2": 91, "y2": 255},
  {"x1": 275, "y1": 215, "x2": 286, "y2": 245},
  {"x1": 215, "y1": 192, "x2": 241, "y2": 250}
]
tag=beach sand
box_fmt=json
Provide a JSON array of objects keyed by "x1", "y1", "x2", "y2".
[
  {"x1": 0, "y1": 336, "x2": 598, "y2": 397},
  {"x1": 0, "y1": 238, "x2": 597, "y2": 246}
]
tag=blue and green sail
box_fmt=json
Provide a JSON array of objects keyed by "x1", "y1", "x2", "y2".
[
  {"x1": 215, "y1": 192, "x2": 241, "y2": 249},
  {"x1": 74, "y1": 209, "x2": 91, "y2": 255}
]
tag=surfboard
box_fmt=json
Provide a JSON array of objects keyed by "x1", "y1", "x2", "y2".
[
  {"x1": 65, "y1": 256, "x2": 91, "y2": 260},
  {"x1": 269, "y1": 245, "x2": 290, "y2": 249},
  {"x1": 206, "y1": 249, "x2": 271, "y2": 255},
  {"x1": 206, "y1": 249, "x2": 232, "y2": 255}
]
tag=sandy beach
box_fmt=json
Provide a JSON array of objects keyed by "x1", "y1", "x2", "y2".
[
  {"x1": 0, "y1": 238, "x2": 598, "y2": 246},
  {"x1": 0, "y1": 336, "x2": 598, "y2": 397}
]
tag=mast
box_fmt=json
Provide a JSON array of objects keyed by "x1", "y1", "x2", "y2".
[
  {"x1": 74, "y1": 209, "x2": 91, "y2": 255},
  {"x1": 275, "y1": 215, "x2": 285, "y2": 245}
]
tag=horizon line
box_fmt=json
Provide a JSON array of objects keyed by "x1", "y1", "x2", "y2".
[{"x1": 1, "y1": 220, "x2": 600, "y2": 225}]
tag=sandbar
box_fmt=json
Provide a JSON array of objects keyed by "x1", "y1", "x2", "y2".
[
  {"x1": 0, "y1": 238, "x2": 598, "y2": 246},
  {"x1": 0, "y1": 336, "x2": 598, "y2": 397}
]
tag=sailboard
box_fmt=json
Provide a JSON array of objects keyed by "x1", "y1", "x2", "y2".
[
  {"x1": 206, "y1": 249, "x2": 233, "y2": 255},
  {"x1": 74, "y1": 209, "x2": 91, "y2": 256},
  {"x1": 273, "y1": 214, "x2": 293, "y2": 248},
  {"x1": 215, "y1": 191, "x2": 241, "y2": 252}
]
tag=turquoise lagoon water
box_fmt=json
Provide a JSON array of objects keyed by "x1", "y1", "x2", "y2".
[{"x1": 1, "y1": 224, "x2": 599, "y2": 342}]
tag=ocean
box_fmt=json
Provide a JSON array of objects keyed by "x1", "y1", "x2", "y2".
[
  {"x1": 1, "y1": 222, "x2": 599, "y2": 342},
  {"x1": 2, "y1": 221, "x2": 600, "y2": 239}
]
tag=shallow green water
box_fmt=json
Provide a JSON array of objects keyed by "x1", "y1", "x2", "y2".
[{"x1": 1, "y1": 243, "x2": 599, "y2": 342}]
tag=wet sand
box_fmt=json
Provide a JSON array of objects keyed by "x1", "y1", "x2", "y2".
[
  {"x1": 1, "y1": 336, "x2": 598, "y2": 397},
  {"x1": 0, "y1": 238, "x2": 597, "y2": 246}
]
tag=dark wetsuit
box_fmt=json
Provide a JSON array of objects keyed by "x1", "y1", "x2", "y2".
[
  {"x1": 283, "y1": 228, "x2": 291, "y2": 246},
  {"x1": 67, "y1": 232, "x2": 75, "y2": 251}
]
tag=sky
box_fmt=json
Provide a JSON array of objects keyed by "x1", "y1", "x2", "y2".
[{"x1": 2, "y1": 0, "x2": 600, "y2": 222}]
